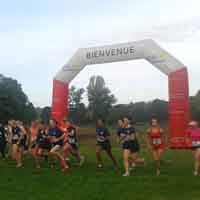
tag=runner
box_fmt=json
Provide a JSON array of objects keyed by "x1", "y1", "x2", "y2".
[
  {"x1": 62, "y1": 126, "x2": 84, "y2": 166},
  {"x1": 32, "y1": 123, "x2": 51, "y2": 169},
  {"x1": 186, "y1": 121, "x2": 200, "y2": 176},
  {"x1": 117, "y1": 119, "x2": 124, "y2": 144},
  {"x1": 29, "y1": 121, "x2": 39, "y2": 165},
  {"x1": 119, "y1": 117, "x2": 141, "y2": 176},
  {"x1": 0, "y1": 123, "x2": 7, "y2": 159},
  {"x1": 48, "y1": 119, "x2": 69, "y2": 172},
  {"x1": 59, "y1": 119, "x2": 70, "y2": 152},
  {"x1": 59, "y1": 119, "x2": 70, "y2": 134},
  {"x1": 29, "y1": 121, "x2": 39, "y2": 149},
  {"x1": 96, "y1": 119, "x2": 117, "y2": 168},
  {"x1": 10, "y1": 120, "x2": 26, "y2": 167},
  {"x1": 146, "y1": 117, "x2": 165, "y2": 176}
]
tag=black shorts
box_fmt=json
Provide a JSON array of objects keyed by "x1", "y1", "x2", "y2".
[
  {"x1": 122, "y1": 140, "x2": 140, "y2": 153},
  {"x1": 191, "y1": 141, "x2": 200, "y2": 150},
  {"x1": 20, "y1": 139, "x2": 26, "y2": 148},
  {"x1": 38, "y1": 140, "x2": 52, "y2": 150},
  {"x1": 191, "y1": 146, "x2": 200, "y2": 150},
  {"x1": 12, "y1": 139, "x2": 25, "y2": 148},
  {"x1": 97, "y1": 140, "x2": 111, "y2": 151},
  {"x1": 0, "y1": 139, "x2": 6, "y2": 147},
  {"x1": 31, "y1": 140, "x2": 37, "y2": 149},
  {"x1": 12, "y1": 139, "x2": 18, "y2": 145},
  {"x1": 69, "y1": 143, "x2": 79, "y2": 150},
  {"x1": 52, "y1": 141, "x2": 63, "y2": 147}
]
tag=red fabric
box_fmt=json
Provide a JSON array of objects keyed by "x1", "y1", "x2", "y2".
[
  {"x1": 168, "y1": 68, "x2": 190, "y2": 149},
  {"x1": 148, "y1": 129, "x2": 165, "y2": 150},
  {"x1": 59, "y1": 123, "x2": 70, "y2": 143},
  {"x1": 186, "y1": 128, "x2": 200, "y2": 142},
  {"x1": 51, "y1": 79, "x2": 68, "y2": 123}
]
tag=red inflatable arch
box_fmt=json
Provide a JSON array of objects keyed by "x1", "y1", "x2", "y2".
[{"x1": 51, "y1": 39, "x2": 190, "y2": 149}]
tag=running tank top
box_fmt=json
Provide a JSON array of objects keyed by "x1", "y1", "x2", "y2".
[
  {"x1": 30, "y1": 127, "x2": 38, "y2": 141},
  {"x1": 148, "y1": 128, "x2": 163, "y2": 146},
  {"x1": 12, "y1": 127, "x2": 21, "y2": 141}
]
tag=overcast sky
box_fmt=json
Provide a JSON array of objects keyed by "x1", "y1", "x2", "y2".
[{"x1": 0, "y1": 0, "x2": 200, "y2": 107}]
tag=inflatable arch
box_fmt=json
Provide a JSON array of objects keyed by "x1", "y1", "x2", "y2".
[{"x1": 51, "y1": 39, "x2": 190, "y2": 149}]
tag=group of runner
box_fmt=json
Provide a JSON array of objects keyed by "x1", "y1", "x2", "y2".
[
  {"x1": 96, "y1": 117, "x2": 165, "y2": 176},
  {"x1": 0, "y1": 116, "x2": 200, "y2": 176},
  {"x1": 0, "y1": 119, "x2": 84, "y2": 172}
]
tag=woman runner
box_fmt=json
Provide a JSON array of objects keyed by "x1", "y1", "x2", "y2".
[
  {"x1": 10, "y1": 121, "x2": 26, "y2": 167},
  {"x1": 62, "y1": 126, "x2": 84, "y2": 166},
  {"x1": 29, "y1": 121, "x2": 39, "y2": 166},
  {"x1": 119, "y1": 117, "x2": 141, "y2": 176},
  {"x1": 0, "y1": 123, "x2": 7, "y2": 159},
  {"x1": 96, "y1": 119, "x2": 117, "y2": 168},
  {"x1": 48, "y1": 119, "x2": 69, "y2": 172},
  {"x1": 146, "y1": 117, "x2": 165, "y2": 176},
  {"x1": 30, "y1": 123, "x2": 51, "y2": 169},
  {"x1": 186, "y1": 121, "x2": 200, "y2": 176}
]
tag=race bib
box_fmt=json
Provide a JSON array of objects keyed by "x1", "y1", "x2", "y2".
[
  {"x1": 152, "y1": 138, "x2": 162, "y2": 145},
  {"x1": 13, "y1": 134, "x2": 19, "y2": 140},
  {"x1": 97, "y1": 136, "x2": 105, "y2": 142},
  {"x1": 192, "y1": 141, "x2": 200, "y2": 147},
  {"x1": 69, "y1": 138, "x2": 76, "y2": 144}
]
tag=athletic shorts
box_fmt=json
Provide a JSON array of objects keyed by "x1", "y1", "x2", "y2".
[
  {"x1": 152, "y1": 144, "x2": 165, "y2": 151},
  {"x1": 30, "y1": 140, "x2": 37, "y2": 149},
  {"x1": 0, "y1": 139, "x2": 7, "y2": 147},
  {"x1": 12, "y1": 139, "x2": 25, "y2": 147},
  {"x1": 69, "y1": 143, "x2": 79, "y2": 150},
  {"x1": 122, "y1": 140, "x2": 140, "y2": 153},
  {"x1": 21, "y1": 139, "x2": 26, "y2": 148},
  {"x1": 38, "y1": 140, "x2": 52, "y2": 150},
  {"x1": 191, "y1": 141, "x2": 200, "y2": 150},
  {"x1": 52, "y1": 140, "x2": 63, "y2": 147},
  {"x1": 97, "y1": 140, "x2": 111, "y2": 151},
  {"x1": 12, "y1": 139, "x2": 18, "y2": 145}
]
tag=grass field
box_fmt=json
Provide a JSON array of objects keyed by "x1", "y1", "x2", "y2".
[{"x1": 0, "y1": 126, "x2": 200, "y2": 200}]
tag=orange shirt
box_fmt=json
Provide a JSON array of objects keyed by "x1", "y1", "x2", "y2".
[
  {"x1": 59, "y1": 123, "x2": 70, "y2": 143},
  {"x1": 30, "y1": 127, "x2": 39, "y2": 141}
]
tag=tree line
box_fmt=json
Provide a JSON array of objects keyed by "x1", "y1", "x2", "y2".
[{"x1": 0, "y1": 74, "x2": 200, "y2": 125}]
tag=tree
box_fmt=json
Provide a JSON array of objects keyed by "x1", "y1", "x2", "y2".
[
  {"x1": 23, "y1": 102, "x2": 37, "y2": 123},
  {"x1": 40, "y1": 106, "x2": 51, "y2": 125},
  {"x1": 87, "y1": 76, "x2": 117, "y2": 121},
  {"x1": 148, "y1": 99, "x2": 168, "y2": 121},
  {"x1": 108, "y1": 99, "x2": 168, "y2": 123},
  {"x1": 0, "y1": 74, "x2": 37, "y2": 123},
  {"x1": 69, "y1": 86, "x2": 85, "y2": 109},
  {"x1": 69, "y1": 86, "x2": 86, "y2": 123}
]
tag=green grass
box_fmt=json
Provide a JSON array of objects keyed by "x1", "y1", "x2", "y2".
[{"x1": 0, "y1": 126, "x2": 200, "y2": 200}]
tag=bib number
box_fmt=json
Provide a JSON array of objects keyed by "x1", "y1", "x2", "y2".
[
  {"x1": 69, "y1": 138, "x2": 76, "y2": 144},
  {"x1": 152, "y1": 138, "x2": 162, "y2": 145},
  {"x1": 13, "y1": 134, "x2": 19, "y2": 140},
  {"x1": 192, "y1": 141, "x2": 200, "y2": 147}
]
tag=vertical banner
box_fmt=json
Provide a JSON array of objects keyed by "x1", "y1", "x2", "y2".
[
  {"x1": 168, "y1": 68, "x2": 190, "y2": 148},
  {"x1": 51, "y1": 79, "x2": 68, "y2": 123}
]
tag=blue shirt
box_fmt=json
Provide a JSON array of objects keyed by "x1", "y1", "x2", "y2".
[
  {"x1": 12, "y1": 127, "x2": 21, "y2": 141},
  {"x1": 117, "y1": 127, "x2": 124, "y2": 137},
  {"x1": 48, "y1": 127, "x2": 63, "y2": 145},
  {"x1": 123, "y1": 127, "x2": 135, "y2": 136},
  {"x1": 48, "y1": 127, "x2": 62, "y2": 138},
  {"x1": 96, "y1": 127, "x2": 110, "y2": 142},
  {"x1": 119, "y1": 126, "x2": 136, "y2": 142}
]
